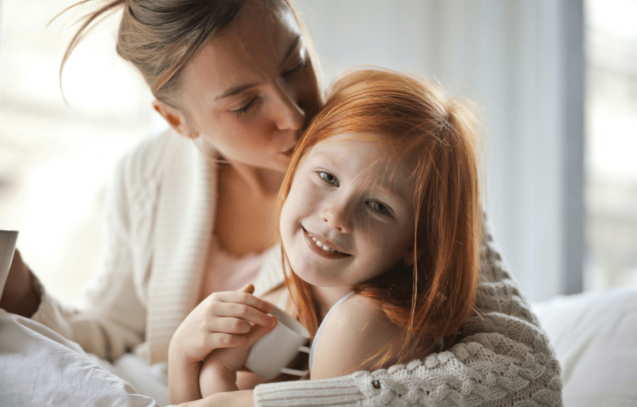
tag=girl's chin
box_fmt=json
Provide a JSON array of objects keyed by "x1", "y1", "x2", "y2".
[
  {"x1": 291, "y1": 264, "x2": 344, "y2": 288},
  {"x1": 288, "y1": 259, "x2": 325, "y2": 285}
]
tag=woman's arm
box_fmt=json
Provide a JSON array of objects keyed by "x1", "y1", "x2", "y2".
[
  {"x1": 26, "y1": 148, "x2": 149, "y2": 361},
  {"x1": 251, "y1": 215, "x2": 563, "y2": 407},
  {"x1": 5, "y1": 135, "x2": 174, "y2": 361},
  {"x1": 0, "y1": 249, "x2": 41, "y2": 317}
]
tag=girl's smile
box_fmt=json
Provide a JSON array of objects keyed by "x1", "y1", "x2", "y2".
[{"x1": 302, "y1": 226, "x2": 351, "y2": 258}]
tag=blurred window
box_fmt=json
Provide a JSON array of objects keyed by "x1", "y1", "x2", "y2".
[
  {"x1": 0, "y1": 0, "x2": 157, "y2": 302},
  {"x1": 585, "y1": 0, "x2": 637, "y2": 289}
]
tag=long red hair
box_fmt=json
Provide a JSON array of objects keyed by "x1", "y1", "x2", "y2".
[{"x1": 275, "y1": 68, "x2": 482, "y2": 369}]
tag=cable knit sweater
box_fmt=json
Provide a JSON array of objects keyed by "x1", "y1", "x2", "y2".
[{"x1": 31, "y1": 130, "x2": 562, "y2": 406}]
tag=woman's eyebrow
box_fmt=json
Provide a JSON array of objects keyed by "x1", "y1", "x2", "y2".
[
  {"x1": 280, "y1": 36, "x2": 302, "y2": 67},
  {"x1": 215, "y1": 36, "x2": 302, "y2": 101},
  {"x1": 215, "y1": 82, "x2": 258, "y2": 100}
]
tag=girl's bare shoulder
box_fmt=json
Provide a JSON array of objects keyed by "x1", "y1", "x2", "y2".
[{"x1": 310, "y1": 294, "x2": 401, "y2": 380}]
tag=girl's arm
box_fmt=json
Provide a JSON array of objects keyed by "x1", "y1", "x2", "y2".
[
  {"x1": 169, "y1": 350, "x2": 204, "y2": 403},
  {"x1": 310, "y1": 294, "x2": 401, "y2": 380}
]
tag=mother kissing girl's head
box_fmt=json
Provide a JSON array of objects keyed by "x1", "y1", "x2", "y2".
[
  {"x1": 0, "y1": 0, "x2": 563, "y2": 406},
  {"x1": 63, "y1": 0, "x2": 322, "y2": 174}
]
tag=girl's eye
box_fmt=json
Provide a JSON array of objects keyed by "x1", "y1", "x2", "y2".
[
  {"x1": 284, "y1": 60, "x2": 308, "y2": 77},
  {"x1": 368, "y1": 201, "x2": 390, "y2": 215},
  {"x1": 232, "y1": 98, "x2": 256, "y2": 117},
  {"x1": 319, "y1": 171, "x2": 339, "y2": 186}
]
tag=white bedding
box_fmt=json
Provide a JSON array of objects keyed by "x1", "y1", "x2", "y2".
[
  {"x1": 2, "y1": 289, "x2": 636, "y2": 407},
  {"x1": 0, "y1": 309, "x2": 169, "y2": 407},
  {"x1": 533, "y1": 288, "x2": 637, "y2": 407}
]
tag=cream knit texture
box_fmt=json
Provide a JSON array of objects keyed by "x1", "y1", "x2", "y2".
[{"x1": 30, "y1": 130, "x2": 562, "y2": 406}]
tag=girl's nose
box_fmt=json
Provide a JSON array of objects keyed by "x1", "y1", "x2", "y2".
[
  {"x1": 320, "y1": 198, "x2": 351, "y2": 233},
  {"x1": 274, "y1": 86, "x2": 305, "y2": 131}
]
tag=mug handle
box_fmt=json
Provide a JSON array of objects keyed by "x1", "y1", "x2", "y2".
[{"x1": 279, "y1": 346, "x2": 310, "y2": 377}]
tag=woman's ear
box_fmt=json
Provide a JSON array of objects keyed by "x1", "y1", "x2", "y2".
[{"x1": 152, "y1": 99, "x2": 199, "y2": 139}]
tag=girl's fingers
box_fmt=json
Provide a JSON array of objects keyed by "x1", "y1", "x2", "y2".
[
  {"x1": 206, "y1": 316, "x2": 276, "y2": 350},
  {"x1": 213, "y1": 291, "x2": 272, "y2": 314},
  {"x1": 245, "y1": 316, "x2": 277, "y2": 347},
  {"x1": 209, "y1": 317, "x2": 252, "y2": 334},
  {"x1": 215, "y1": 302, "x2": 275, "y2": 328},
  {"x1": 206, "y1": 332, "x2": 248, "y2": 349}
]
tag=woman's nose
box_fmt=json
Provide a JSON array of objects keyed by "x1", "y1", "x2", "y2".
[
  {"x1": 273, "y1": 87, "x2": 305, "y2": 131},
  {"x1": 320, "y1": 198, "x2": 351, "y2": 233}
]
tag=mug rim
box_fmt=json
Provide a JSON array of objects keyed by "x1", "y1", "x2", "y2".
[{"x1": 268, "y1": 302, "x2": 310, "y2": 338}]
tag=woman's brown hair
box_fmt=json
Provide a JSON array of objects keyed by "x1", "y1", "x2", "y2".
[
  {"x1": 57, "y1": 0, "x2": 319, "y2": 106},
  {"x1": 275, "y1": 68, "x2": 483, "y2": 369}
]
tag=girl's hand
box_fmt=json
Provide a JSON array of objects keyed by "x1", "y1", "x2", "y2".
[
  {"x1": 199, "y1": 320, "x2": 275, "y2": 397},
  {"x1": 168, "y1": 284, "x2": 275, "y2": 404},
  {"x1": 179, "y1": 390, "x2": 254, "y2": 407},
  {"x1": 169, "y1": 284, "x2": 276, "y2": 364},
  {"x1": 0, "y1": 249, "x2": 40, "y2": 317}
]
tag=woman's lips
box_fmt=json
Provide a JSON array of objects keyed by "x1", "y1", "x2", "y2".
[
  {"x1": 302, "y1": 227, "x2": 351, "y2": 260},
  {"x1": 280, "y1": 145, "x2": 296, "y2": 157}
]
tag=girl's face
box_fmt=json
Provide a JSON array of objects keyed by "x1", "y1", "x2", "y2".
[
  {"x1": 174, "y1": 1, "x2": 321, "y2": 173},
  {"x1": 280, "y1": 134, "x2": 416, "y2": 289}
]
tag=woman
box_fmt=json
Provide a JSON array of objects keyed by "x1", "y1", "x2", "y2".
[{"x1": 0, "y1": 0, "x2": 562, "y2": 406}]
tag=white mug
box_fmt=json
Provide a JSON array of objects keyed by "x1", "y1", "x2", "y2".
[
  {"x1": 245, "y1": 302, "x2": 310, "y2": 380},
  {"x1": 0, "y1": 230, "x2": 19, "y2": 303}
]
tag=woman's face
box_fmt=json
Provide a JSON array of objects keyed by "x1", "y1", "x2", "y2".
[{"x1": 172, "y1": 1, "x2": 321, "y2": 173}]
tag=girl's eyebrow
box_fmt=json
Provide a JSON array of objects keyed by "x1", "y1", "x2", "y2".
[
  {"x1": 313, "y1": 150, "x2": 409, "y2": 206},
  {"x1": 215, "y1": 36, "x2": 301, "y2": 101}
]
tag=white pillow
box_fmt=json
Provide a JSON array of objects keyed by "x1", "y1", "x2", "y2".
[{"x1": 533, "y1": 288, "x2": 637, "y2": 407}]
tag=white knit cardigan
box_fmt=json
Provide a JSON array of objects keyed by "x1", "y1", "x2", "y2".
[{"x1": 32, "y1": 130, "x2": 563, "y2": 406}]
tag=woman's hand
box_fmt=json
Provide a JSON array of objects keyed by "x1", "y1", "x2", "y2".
[{"x1": 0, "y1": 249, "x2": 40, "y2": 317}]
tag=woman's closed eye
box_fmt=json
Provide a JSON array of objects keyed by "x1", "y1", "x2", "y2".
[
  {"x1": 283, "y1": 60, "x2": 308, "y2": 78},
  {"x1": 318, "y1": 171, "x2": 339, "y2": 186},
  {"x1": 232, "y1": 97, "x2": 257, "y2": 117}
]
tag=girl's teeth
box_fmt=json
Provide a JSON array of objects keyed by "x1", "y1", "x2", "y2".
[{"x1": 308, "y1": 231, "x2": 337, "y2": 253}]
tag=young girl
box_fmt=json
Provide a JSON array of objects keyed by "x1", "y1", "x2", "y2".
[{"x1": 170, "y1": 67, "x2": 482, "y2": 402}]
